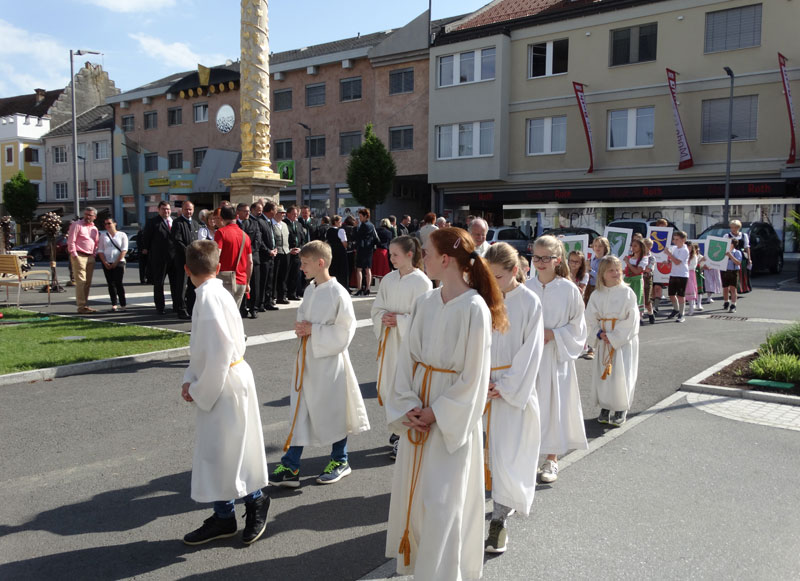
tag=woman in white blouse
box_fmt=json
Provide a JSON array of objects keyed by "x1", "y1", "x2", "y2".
[{"x1": 98, "y1": 217, "x2": 129, "y2": 311}]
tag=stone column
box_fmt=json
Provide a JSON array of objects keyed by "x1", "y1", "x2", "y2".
[{"x1": 222, "y1": 0, "x2": 289, "y2": 206}]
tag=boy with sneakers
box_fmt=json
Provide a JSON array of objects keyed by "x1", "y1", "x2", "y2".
[
  {"x1": 664, "y1": 231, "x2": 690, "y2": 323},
  {"x1": 270, "y1": 240, "x2": 370, "y2": 487},
  {"x1": 722, "y1": 239, "x2": 742, "y2": 312},
  {"x1": 180, "y1": 240, "x2": 270, "y2": 546}
]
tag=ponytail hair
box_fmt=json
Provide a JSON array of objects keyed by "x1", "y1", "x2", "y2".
[
  {"x1": 390, "y1": 235, "x2": 423, "y2": 270},
  {"x1": 430, "y1": 228, "x2": 509, "y2": 333},
  {"x1": 534, "y1": 235, "x2": 570, "y2": 278},
  {"x1": 517, "y1": 254, "x2": 529, "y2": 283}
]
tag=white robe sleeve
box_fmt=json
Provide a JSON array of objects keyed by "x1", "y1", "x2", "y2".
[
  {"x1": 185, "y1": 306, "x2": 236, "y2": 413},
  {"x1": 370, "y1": 281, "x2": 390, "y2": 340},
  {"x1": 310, "y1": 288, "x2": 357, "y2": 358},
  {"x1": 386, "y1": 298, "x2": 424, "y2": 432},
  {"x1": 606, "y1": 288, "x2": 640, "y2": 349},
  {"x1": 395, "y1": 313, "x2": 413, "y2": 340},
  {"x1": 494, "y1": 299, "x2": 544, "y2": 410},
  {"x1": 552, "y1": 286, "x2": 587, "y2": 362},
  {"x1": 431, "y1": 302, "x2": 492, "y2": 454}
]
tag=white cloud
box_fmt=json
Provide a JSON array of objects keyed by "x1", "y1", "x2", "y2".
[
  {"x1": 0, "y1": 20, "x2": 70, "y2": 95},
  {"x1": 129, "y1": 33, "x2": 226, "y2": 71},
  {"x1": 82, "y1": 0, "x2": 177, "y2": 13}
]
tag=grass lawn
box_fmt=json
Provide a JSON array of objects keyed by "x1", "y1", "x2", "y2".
[{"x1": 0, "y1": 307, "x2": 190, "y2": 374}]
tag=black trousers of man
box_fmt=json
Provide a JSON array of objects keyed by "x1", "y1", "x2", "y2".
[
  {"x1": 286, "y1": 254, "x2": 301, "y2": 299},
  {"x1": 259, "y1": 255, "x2": 274, "y2": 308},
  {"x1": 173, "y1": 257, "x2": 195, "y2": 315},
  {"x1": 272, "y1": 253, "x2": 289, "y2": 302},
  {"x1": 241, "y1": 260, "x2": 261, "y2": 316},
  {"x1": 150, "y1": 259, "x2": 179, "y2": 313}
]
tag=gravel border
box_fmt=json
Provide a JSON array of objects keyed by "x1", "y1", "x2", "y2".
[{"x1": 680, "y1": 349, "x2": 800, "y2": 407}]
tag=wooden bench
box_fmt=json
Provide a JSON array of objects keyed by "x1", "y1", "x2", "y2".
[{"x1": 0, "y1": 254, "x2": 51, "y2": 308}]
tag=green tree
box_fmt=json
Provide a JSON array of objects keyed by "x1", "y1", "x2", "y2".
[
  {"x1": 3, "y1": 171, "x2": 38, "y2": 240},
  {"x1": 346, "y1": 123, "x2": 396, "y2": 215}
]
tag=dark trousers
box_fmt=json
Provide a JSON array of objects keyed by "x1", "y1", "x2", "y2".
[
  {"x1": 272, "y1": 253, "x2": 289, "y2": 301},
  {"x1": 173, "y1": 259, "x2": 195, "y2": 314},
  {"x1": 242, "y1": 261, "x2": 261, "y2": 314},
  {"x1": 102, "y1": 264, "x2": 126, "y2": 307},
  {"x1": 259, "y1": 256, "x2": 274, "y2": 307},
  {"x1": 286, "y1": 254, "x2": 301, "y2": 298},
  {"x1": 150, "y1": 259, "x2": 178, "y2": 312}
]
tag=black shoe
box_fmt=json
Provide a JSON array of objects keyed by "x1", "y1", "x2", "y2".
[
  {"x1": 666, "y1": 310, "x2": 679, "y2": 319},
  {"x1": 353, "y1": 290, "x2": 363, "y2": 296},
  {"x1": 648, "y1": 314, "x2": 655, "y2": 325},
  {"x1": 249, "y1": 310, "x2": 258, "y2": 319},
  {"x1": 269, "y1": 464, "x2": 300, "y2": 488},
  {"x1": 729, "y1": 305, "x2": 736, "y2": 313},
  {"x1": 277, "y1": 299, "x2": 290, "y2": 305},
  {"x1": 723, "y1": 301, "x2": 729, "y2": 310},
  {"x1": 177, "y1": 310, "x2": 191, "y2": 320},
  {"x1": 363, "y1": 289, "x2": 370, "y2": 296},
  {"x1": 183, "y1": 514, "x2": 237, "y2": 546},
  {"x1": 265, "y1": 304, "x2": 279, "y2": 311},
  {"x1": 256, "y1": 306, "x2": 266, "y2": 313},
  {"x1": 156, "y1": 309, "x2": 165, "y2": 315},
  {"x1": 240, "y1": 310, "x2": 248, "y2": 318},
  {"x1": 389, "y1": 433, "x2": 400, "y2": 445},
  {"x1": 287, "y1": 295, "x2": 300, "y2": 301},
  {"x1": 242, "y1": 494, "x2": 270, "y2": 545}
]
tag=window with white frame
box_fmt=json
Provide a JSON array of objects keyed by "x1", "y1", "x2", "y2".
[
  {"x1": 389, "y1": 68, "x2": 414, "y2": 95},
  {"x1": 610, "y1": 23, "x2": 657, "y2": 66},
  {"x1": 274, "y1": 89, "x2": 292, "y2": 111},
  {"x1": 608, "y1": 106, "x2": 655, "y2": 149},
  {"x1": 705, "y1": 4, "x2": 761, "y2": 53},
  {"x1": 306, "y1": 83, "x2": 326, "y2": 107},
  {"x1": 527, "y1": 116, "x2": 567, "y2": 155},
  {"x1": 436, "y1": 121, "x2": 494, "y2": 159},
  {"x1": 168, "y1": 150, "x2": 183, "y2": 170},
  {"x1": 94, "y1": 140, "x2": 109, "y2": 160},
  {"x1": 340, "y1": 77, "x2": 362, "y2": 102},
  {"x1": 438, "y1": 48, "x2": 496, "y2": 87},
  {"x1": 95, "y1": 179, "x2": 110, "y2": 199},
  {"x1": 121, "y1": 115, "x2": 135, "y2": 132},
  {"x1": 55, "y1": 182, "x2": 69, "y2": 200},
  {"x1": 144, "y1": 153, "x2": 158, "y2": 172},
  {"x1": 194, "y1": 103, "x2": 208, "y2": 123},
  {"x1": 339, "y1": 131, "x2": 361, "y2": 155},
  {"x1": 389, "y1": 126, "x2": 413, "y2": 151},
  {"x1": 529, "y1": 39, "x2": 569, "y2": 78},
  {"x1": 701, "y1": 95, "x2": 758, "y2": 143},
  {"x1": 274, "y1": 139, "x2": 292, "y2": 160},
  {"x1": 144, "y1": 111, "x2": 157, "y2": 129},
  {"x1": 53, "y1": 145, "x2": 67, "y2": 164}
]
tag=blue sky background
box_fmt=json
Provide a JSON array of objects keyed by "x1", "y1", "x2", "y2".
[{"x1": 0, "y1": 0, "x2": 489, "y2": 97}]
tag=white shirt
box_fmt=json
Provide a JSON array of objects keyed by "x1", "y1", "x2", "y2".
[
  {"x1": 669, "y1": 245, "x2": 690, "y2": 278},
  {"x1": 97, "y1": 230, "x2": 128, "y2": 264},
  {"x1": 337, "y1": 228, "x2": 347, "y2": 243}
]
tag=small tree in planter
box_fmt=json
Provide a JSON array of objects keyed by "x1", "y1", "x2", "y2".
[{"x1": 3, "y1": 172, "x2": 38, "y2": 243}]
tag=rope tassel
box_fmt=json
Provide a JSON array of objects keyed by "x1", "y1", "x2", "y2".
[
  {"x1": 283, "y1": 336, "x2": 308, "y2": 452},
  {"x1": 375, "y1": 327, "x2": 390, "y2": 406},
  {"x1": 598, "y1": 318, "x2": 617, "y2": 382}
]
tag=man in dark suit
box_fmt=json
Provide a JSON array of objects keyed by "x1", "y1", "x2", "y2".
[
  {"x1": 398, "y1": 214, "x2": 411, "y2": 237},
  {"x1": 140, "y1": 200, "x2": 177, "y2": 315},
  {"x1": 236, "y1": 202, "x2": 263, "y2": 319},
  {"x1": 252, "y1": 200, "x2": 278, "y2": 311},
  {"x1": 283, "y1": 205, "x2": 305, "y2": 300},
  {"x1": 170, "y1": 200, "x2": 199, "y2": 319},
  {"x1": 299, "y1": 205, "x2": 317, "y2": 241}
]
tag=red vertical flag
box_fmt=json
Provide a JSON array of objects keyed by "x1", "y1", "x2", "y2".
[
  {"x1": 666, "y1": 69, "x2": 694, "y2": 170},
  {"x1": 778, "y1": 53, "x2": 797, "y2": 164},
  {"x1": 572, "y1": 82, "x2": 595, "y2": 173}
]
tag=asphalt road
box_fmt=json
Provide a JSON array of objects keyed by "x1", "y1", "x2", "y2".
[{"x1": 0, "y1": 262, "x2": 797, "y2": 579}]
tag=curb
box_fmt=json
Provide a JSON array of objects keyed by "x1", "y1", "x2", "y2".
[
  {"x1": 0, "y1": 346, "x2": 190, "y2": 387},
  {"x1": 680, "y1": 349, "x2": 800, "y2": 407}
]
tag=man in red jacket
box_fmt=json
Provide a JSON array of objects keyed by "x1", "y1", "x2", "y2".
[{"x1": 214, "y1": 205, "x2": 252, "y2": 308}]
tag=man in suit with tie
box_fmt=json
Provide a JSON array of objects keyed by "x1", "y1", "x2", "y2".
[
  {"x1": 252, "y1": 200, "x2": 278, "y2": 311},
  {"x1": 170, "y1": 200, "x2": 199, "y2": 319},
  {"x1": 236, "y1": 203, "x2": 263, "y2": 319},
  {"x1": 283, "y1": 205, "x2": 305, "y2": 300},
  {"x1": 271, "y1": 205, "x2": 291, "y2": 304},
  {"x1": 299, "y1": 205, "x2": 317, "y2": 241},
  {"x1": 141, "y1": 200, "x2": 177, "y2": 315},
  {"x1": 398, "y1": 214, "x2": 411, "y2": 237}
]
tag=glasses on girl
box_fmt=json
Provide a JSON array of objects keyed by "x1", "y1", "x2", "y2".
[{"x1": 531, "y1": 255, "x2": 557, "y2": 263}]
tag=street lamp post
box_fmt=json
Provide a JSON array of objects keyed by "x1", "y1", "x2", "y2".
[
  {"x1": 298, "y1": 122, "x2": 312, "y2": 208},
  {"x1": 723, "y1": 66, "x2": 735, "y2": 225},
  {"x1": 70, "y1": 49, "x2": 100, "y2": 218}
]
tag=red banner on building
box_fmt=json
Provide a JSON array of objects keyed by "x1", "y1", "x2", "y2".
[
  {"x1": 778, "y1": 53, "x2": 796, "y2": 164},
  {"x1": 666, "y1": 69, "x2": 694, "y2": 170},
  {"x1": 572, "y1": 82, "x2": 594, "y2": 173}
]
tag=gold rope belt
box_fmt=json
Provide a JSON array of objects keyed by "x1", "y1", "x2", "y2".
[
  {"x1": 283, "y1": 336, "x2": 309, "y2": 452},
  {"x1": 230, "y1": 357, "x2": 244, "y2": 367},
  {"x1": 599, "y1": 318, "x2": 618, "y2": 380},
  {"x1": 398, "y1": 361, "x2": 457, "y2": 567},
  {"x1": 483, "y1": 364, "x2": 512, "y2": 492},
  {"x1": 375, "y1": 326, "x2": 391, "y2": 406}
]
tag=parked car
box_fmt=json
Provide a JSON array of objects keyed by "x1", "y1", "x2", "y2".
[
  {"x1": 486, "y1": 226, "x2": 532, "y2": 258},
  {"x1": 606, "y1": 218, "x2": 678, "y2": 238},
  {"x1": 698, "y1": 222, "x2": 784, "y2": 274},
  {"x1": 12, "y1": 234, "x2": 67, "y2": 262},
  {"x1": 530, "y1": 227, "x2": 601, "y2": 255},
  {"x1": 126, "y1": 232, "x2": 139, "y2": 262}
]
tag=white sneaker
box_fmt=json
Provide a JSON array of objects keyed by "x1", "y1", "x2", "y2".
[
  {"x1": 707, "y1": 296, "x2": 714, "y2": 303},
  {"x1": 695, "y1": 303, "x2": 704, "y2": 311},
  {"x1": 539, "y1": 460, "x2": 558, "y2": 483},
  {"x1": 688, "y1": 304, "x2": 695, "y2": 316}
]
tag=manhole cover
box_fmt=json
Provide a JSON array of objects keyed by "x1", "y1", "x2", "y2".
[{"x1": 60, "y1": 336, "x2": 86, "y2": 341}]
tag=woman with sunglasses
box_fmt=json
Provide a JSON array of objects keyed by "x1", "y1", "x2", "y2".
[{"x1": 97, "y1": 217, "x2": 128, "y2": 311}]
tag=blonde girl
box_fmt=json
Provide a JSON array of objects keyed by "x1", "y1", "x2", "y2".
[
  {"x1": 371, "y1": 236, "x2": 432, "y2": 459},
  {"x1": 582, "y1": 236, "x2": 610, "y2": 360},
  {"x1": 585, "y1": 256, "x2": 640, "y2": 427},
  {"x1": 385, "y1": 228, "x2": 507, "y2": 580},
  {"x1": 525, "y1": 235, "x2": 588, "y2": 485},
  {"x1": 482, "y1": 243, "x2": 544, "y2": 553}
]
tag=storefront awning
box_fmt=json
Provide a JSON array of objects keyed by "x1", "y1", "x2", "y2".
[{"x1": 193, "y1": 149, "x2": 241, "y2": 193}]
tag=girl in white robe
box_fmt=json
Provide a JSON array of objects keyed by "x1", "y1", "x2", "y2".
[
  {"x1": 525, "y1": 235, "x2": 588, "y2": 485},
  {"x1": 371, "y1": 236, "x2": 432, "y2": 458},
  {"x1": 385, "y1": 227, "x2": 508, "y2": 581},
  {"x1": 482, "y1": 243, "x2": 544, "y2": 554},
  {"x1": 585, "y1": 255, "x2": 640, "y2": 427}
]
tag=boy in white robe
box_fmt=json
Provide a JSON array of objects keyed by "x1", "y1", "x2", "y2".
[
  {"x1": 585, "y1": 255, "x2": 640, "y2": 427},
  {"x1": 180, "y1": 240, "x2": 270, "y2": 546},
  {"x1": 269, "y1": 240, "x2": 370, "y2": 487}
]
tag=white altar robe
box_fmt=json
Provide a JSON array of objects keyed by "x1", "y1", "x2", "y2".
[
  {"x1": 370, "y1": 268, "x2": 432, "y2": 407},
  {"x1": 183, "y1": 278, "x2": 268, "y2": 503},
  {"x1": 585, "y1": 283, "x2": 640, "y2": 412},
  {"x1": 525, "y1": 276, "x2": 589, "y2": 455},
  {"x1": 487, "y1": 284, "x2": 544, "y2": 515},
  {"x1": 289, "y1": 278, "x2": 370, "y2": 447},
  {"x1": 385, "y1": 288, "x2": 491, "y2": 581}
]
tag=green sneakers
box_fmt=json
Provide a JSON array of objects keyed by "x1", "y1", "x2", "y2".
[
  {"x1": 316, "y1": 460, "x2": 351, "y2": 484},
  {"x1": 269, "y1": 464, "x2": 300, "y2": 488}
]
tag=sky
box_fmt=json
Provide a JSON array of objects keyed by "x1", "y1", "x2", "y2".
[{"x1": 0, "y1": 0, "x2": 491, "y2": 97}]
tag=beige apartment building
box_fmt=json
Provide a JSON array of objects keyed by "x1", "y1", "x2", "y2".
[{"x1": 429, "y1": 0, "x2": 800, "y2": 243}]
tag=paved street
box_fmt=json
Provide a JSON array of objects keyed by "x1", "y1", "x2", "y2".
[{"x1": 0, "y1": 261, "x2": 798, "y2": 579}]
